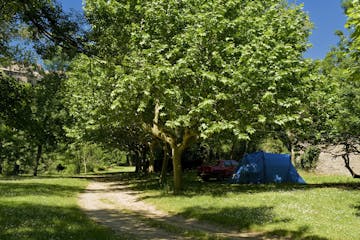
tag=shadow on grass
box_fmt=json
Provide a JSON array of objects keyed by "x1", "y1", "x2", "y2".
[
  {"x1": 82, "y1": 207, "x2": 263, "y2": 240},
  {"x1": 72, "y1": 172, "x2": 136, "y2": 182},
  {"x1": 104, "y1": 171, "x2": 360, "y2": 197},
  {"x1": 354, "y1": 203, "x2": 360, "y2": 217},
  {"x1": 0, "y1": 181, "x2": 84, "y2": 198},
  {"x1": 0, "y1": 203, "x2": 120, "y2": 240},
  {"x1": 178, "y1": 206, "x2": 291, "y2": 231},
  {"x1": 80, "y1": 203, "x2": 328, "y2": 240},
  {"x1": 266, "y1": 226, "x2": 329, "y2": 240}
]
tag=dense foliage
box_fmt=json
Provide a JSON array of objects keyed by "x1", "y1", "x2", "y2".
[
  {"x1": 63, "y1": 0, "x2": 313, "y2": 192},
  {"x1": 2, "y1": 0, "x2": 360, "y2": 191}
]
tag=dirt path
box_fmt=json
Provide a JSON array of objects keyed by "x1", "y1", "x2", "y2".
[{"x1": 78, "y1": 179, "x2": 269, "y2": 240}]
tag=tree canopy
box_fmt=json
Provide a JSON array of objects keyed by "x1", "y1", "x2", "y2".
[{"x1": 64, "y1": 0, "x2": 313, "y2": 192}]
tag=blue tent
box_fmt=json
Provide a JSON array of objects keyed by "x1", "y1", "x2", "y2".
[{"x1": 232, "y1": 151, "x2": 306, "y2": 184}]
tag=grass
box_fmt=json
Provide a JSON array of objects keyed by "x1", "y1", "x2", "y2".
[
  {"x1": 1, "y1": 170, "x2": 359, "y2": 240},
  {"x1": 101, "y1": 198, "x2": 222, "y2": 240},
  {"x1": 0, "y1": 176, "x2": 122, "y2": 240},
  {"x1": 89, "y1": 166, "x2": 136, "y2": 174},
  {"x1": 123, "y1": 171, "x2": 360, "y2": 240}
]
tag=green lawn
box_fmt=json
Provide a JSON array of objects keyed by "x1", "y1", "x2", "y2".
[
  {"x1": 0, "y1": 177, "x2": 121, "y2": 240},
  {"x1": 1, "y1": 171, "x2": 359, "y2": 240},
  {"x1": 127, "y1": 171, "x2": 360, "y2": 240}
]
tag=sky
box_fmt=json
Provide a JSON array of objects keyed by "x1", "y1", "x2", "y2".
[
  {"x1": 58, "y1": 0, "x2": 349, "y2": 60},
  {"x1": 296, "y1": 0, "x2": 348, "y2": 59}
]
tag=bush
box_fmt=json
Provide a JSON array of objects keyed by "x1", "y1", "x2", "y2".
[
  {"x1": 64, "y1": 164, "x2": 81, "y2": 175},
  {"x1": 258, "y1": 138, "x2": 289, "y2": 154},
  {"x1": 299, "y1": 146, "x2": 320, "y2": 170},
  {"x1": 1, "y1": 161, "x2": 14, "y2": 176}
]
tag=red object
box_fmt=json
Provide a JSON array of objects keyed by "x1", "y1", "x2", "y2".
[{"x1": 197, "y1": 160, "x2": 239, "y2": 181}]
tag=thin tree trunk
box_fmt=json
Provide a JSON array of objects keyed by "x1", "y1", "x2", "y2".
[
  {"x1": 0, "y1": 141, "x2": 2, "y2": 175},
  {"x1": 148, "y1": 140, "x2": 156, "y2": 173},
  {"x1": 230, "y1": 142, "x2": 235, "y2": 160},
  {"x1": 141, "y1": 144, "x2": 148, "y2": 174},
  {"x1": 160, "y1": 143, "x2": 169, "y2": 186},
  {"x1": 33, "y1": 144, "x2": 42, "y2": 176},
  {"x1": 342, "y1": 153, "x2": 360, "y2": 178},
  {"x1": 279, "y1": 131, "x2": 296, "y2": 165},
  {"x1": 134, "y1": 150, "x2": 141, "y2": 174},
  {"x1": 83, "y1": 154, "x2": 87, "y2": 174},
  {"x1": 290, "y1": 144, "x2": 296, "y2": 166}
]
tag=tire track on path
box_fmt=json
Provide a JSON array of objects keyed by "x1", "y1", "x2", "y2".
[{"x1": 78, "y1": 179, "x2": 268, "y2": 240}]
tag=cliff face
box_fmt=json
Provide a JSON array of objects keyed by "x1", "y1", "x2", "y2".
[{"x1": 0, "y1": 64, "x2": 42, "y2": 85}]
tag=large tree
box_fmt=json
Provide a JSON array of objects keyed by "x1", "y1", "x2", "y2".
[
  {"x1": 306, "y1": 0, "x2": 360, "y2": 178},
  {"x1": 315, "y1": 0, "x2": 360, "y2": 177},
  {"x1": 0, "y1": 0, "x2": 89, "y2": 175},
  {"x1": 68, "y1": 0, "x2": 312, "y2": 193},
  {"x1": 29, "y1": 71, "x2": 69, "y2": 176}
]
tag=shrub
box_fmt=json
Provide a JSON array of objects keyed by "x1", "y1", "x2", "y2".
[
  {"x1": 299, "y1": 146, "x2": 320, "y2": 170},
  {"x1": 1, "y1": 161, "x2": 13, "y2": 176},
  {"x1": 258, "y1": 138, "x2": 289, "y2": 154}
]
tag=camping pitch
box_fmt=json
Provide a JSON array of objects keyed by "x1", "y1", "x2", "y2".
[{"x1": 232, "y1": 151, "x2": 306, "y2": 184}]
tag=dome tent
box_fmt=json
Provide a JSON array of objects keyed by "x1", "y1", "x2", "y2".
[{"x1": 232, "y1": 151, "x2": 305, "y2": 184}]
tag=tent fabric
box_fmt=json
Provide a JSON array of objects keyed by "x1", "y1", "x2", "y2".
[{"x1": 232, "y1": 151, "x2": 306, "y2": 184}]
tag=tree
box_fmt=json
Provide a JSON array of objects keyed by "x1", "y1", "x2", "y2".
[
  {"x1": 313, "y1": 2, "x2": 360, "y2": 177},
  {"x1": 346, "y1": 0, "x2": 360, "y2": 58},
  {"x1": 328, "y1": 0, "x2": 360, "y2": 177},
  {"x1": 0, "y1": 0, "x2": 89, "y2": 176},
  {"x1": 28, "y1": 71, "x2": 68, "y2": 176},
  {"x1": 69, "y1": 0, "x2": 312, "y2": 193},
  {"x1": 64, "y1": 55, "x2": 153, "y2": 174},
  {"x1": 0, "y1": 0, "x2": 88, "y2": 60},
  {"x1": 0, "y1": 72, "x2": 31, "y2": 175}
]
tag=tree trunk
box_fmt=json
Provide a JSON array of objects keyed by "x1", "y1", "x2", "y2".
[
  {"x1": 230, "y1": 142, "x2": 235, "y2": 160},
  {"x1": 166, "y1": 131, "x2": 196, "y2": 194},
  {"x1": 150, "y1": 100, "x2": 197, "y2": 193},
  {"x1": 33, "y1": 144, "x2": 42, "y2": 176},
  {"x1": 279, "y1": 131, "x2": 297, "y2": 165},
  {"x1": 148, "y1": 140, "x2": 156, "y2": 173},
  {"x1": 160, "y1": 143, "x2": 169, "y2": 186},
  {"x1": 134, "y1": 150, "x2": 140, "y2": 173},
  {"x1": 342, "y1": 153, "x2": 360, "y2": 178},
  {"x1": 141, "y1": 144, "x2": 148, "y2": 174},
  {"x1": 171, "y1": 145, "x2": 183, "y2": 194},
  {"x1": 290, "y1": 144, "x2": 296, "y2": 166},
  {"x1": 342, "y1": 143, "x2": 360, "y2": 178},
  {"x1": 83, "y1": 155, "x2": 87, "y2": 174},
  {"x1": 0, "y1": 141, "x2": 2, "y2": 175}
]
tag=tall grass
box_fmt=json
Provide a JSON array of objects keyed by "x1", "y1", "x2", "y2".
[{"x1": 0, "y1": 177, "x2": 121, "y2": 240}]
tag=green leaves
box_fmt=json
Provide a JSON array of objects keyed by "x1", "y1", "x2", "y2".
[
  {"x1": 346, "y1": 0, "x2": 360, "y2": 52},
  {"x1": 71, "y1": 0, "x2": 313, "y2": 143}
]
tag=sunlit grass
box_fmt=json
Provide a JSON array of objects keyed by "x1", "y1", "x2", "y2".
[
  {"x1": 0, "y1": 177, "x2": 121, "y2": 240},
  {"x1": 128, "y1": 171, "x2": 360, "y2": 240},
  {"x1": 92, "y1": 166, "x2": 136, "y2": 174},
  {"x1": 3, "y1": 171, "x2": 358, "y2": 240}
]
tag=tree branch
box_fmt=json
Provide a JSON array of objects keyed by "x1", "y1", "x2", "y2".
[
  {"x1": 342, "y1": 143, "x2": 360, "y2": 178},
  {"x1": 151, "y1": 100, "x2": 174, "y2": 146}
]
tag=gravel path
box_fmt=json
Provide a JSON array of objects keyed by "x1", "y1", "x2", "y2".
[{"x1": 78, "y1": 179, "x2": 268, "y2": 240}]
